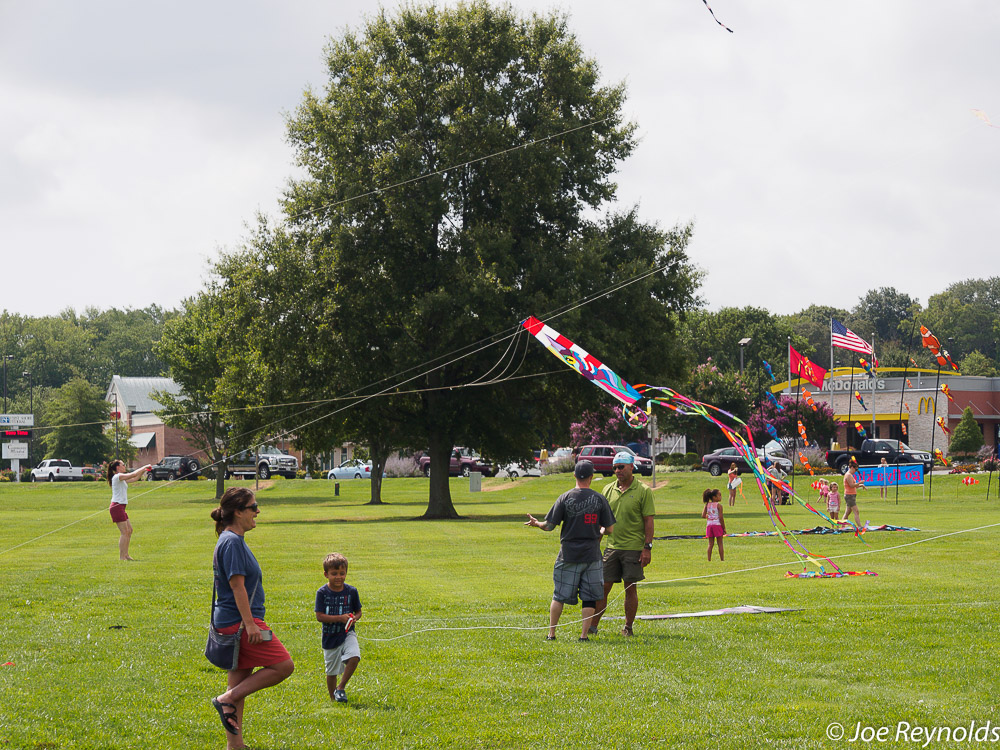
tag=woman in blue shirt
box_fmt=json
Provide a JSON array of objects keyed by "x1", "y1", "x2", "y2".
[{"x1": 209, "y1": 487, "x2": 294, "y2": 749}]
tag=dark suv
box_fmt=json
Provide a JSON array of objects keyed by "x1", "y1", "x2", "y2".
[
  {"x1": 147, "y1": 455, "x2": 201, "y2": 481},
  {"x1": 577, "y1": 445, "x2": 653, "y2": 477}
]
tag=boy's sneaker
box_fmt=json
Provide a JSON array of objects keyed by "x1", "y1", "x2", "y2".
[{"x1": 333, "y1": 689, "x2": 347, "y2": 703}]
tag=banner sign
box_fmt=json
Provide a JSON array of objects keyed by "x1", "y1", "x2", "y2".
[
  {"x1": 0, "y1": 414, "x2": 34, "y2": 427},
  {"x1": 856, "y1": 463, "x2": 924, "y2": 487}
]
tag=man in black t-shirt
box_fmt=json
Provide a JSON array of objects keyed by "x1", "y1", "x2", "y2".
[{"x1": 525, "y1": 460, "x2": 615, "y2": 641}]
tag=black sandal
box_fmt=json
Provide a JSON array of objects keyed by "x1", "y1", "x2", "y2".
[{"x1": 211, "y1": 698, "x2": 240, "y2": 735}]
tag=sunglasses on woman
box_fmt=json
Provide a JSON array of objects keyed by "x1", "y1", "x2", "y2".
[{"x1": 242, "y1": 503, "x2": 259, "y2": 512}]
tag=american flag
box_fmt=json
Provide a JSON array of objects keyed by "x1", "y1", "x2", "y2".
[{"x1": 831, "y1": 319, "x2": 873, "y2": 356}]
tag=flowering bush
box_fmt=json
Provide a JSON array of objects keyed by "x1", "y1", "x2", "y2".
[
  {"x1": 569, "y1": 404, "x2": 634, "y2": 447},
  {"x1": 384, "y1": 456, "x2": 422, "y2": 478}
]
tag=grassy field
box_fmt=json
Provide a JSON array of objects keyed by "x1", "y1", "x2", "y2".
[{"x1": 1, "y1": 471, "x2": 998, "y2": 749}]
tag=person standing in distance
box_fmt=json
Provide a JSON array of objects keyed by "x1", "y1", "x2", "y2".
[
  {"x1": 525, "y1": 460, "x2": 615, "y2": 641},
  {"x1": 590, "y1": 451, "x2": 655, "y2": 637}
]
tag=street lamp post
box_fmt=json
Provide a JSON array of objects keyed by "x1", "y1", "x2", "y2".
[
  {"x1": 22, "y1": 371, "x2": 32, "y2": 468},
  {"x1": 738, "y1": 337, "x2": 752, "y2": 376},
  {"x1": 2, "y1": 354, "x2": 13, "y2": 413}
]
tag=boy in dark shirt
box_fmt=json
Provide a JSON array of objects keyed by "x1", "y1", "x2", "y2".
[
  {"x1": 315, "y1": 553, "x2": 362, "y2": 702},
  {"x1": 525, "y1": 460, "x2": 615, "y2": 641}
]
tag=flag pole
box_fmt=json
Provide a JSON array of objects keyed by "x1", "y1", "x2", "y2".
[
  {"x1": 928, "y1": 361, "x2": 943, "y2": 502},
  {"x1": 792, "y1": 345, "x2": 802, "y2": 496},
  {"x1": 895, "y1": 318, "x2": 919, "y2": 506},
  {"x1": 870, "y1": 334, "x2": 877, "y2": 441},
  {"x1": 847, "y1": 360, "x2": 855, "y2": 449}
]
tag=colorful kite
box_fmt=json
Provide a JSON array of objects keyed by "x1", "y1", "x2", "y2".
[
  {"x1": 901, "y1": 423, "x2": 908, "y2": 437},
  {"x1": 765, "y1": 423, "x2": 780, "y2": 442},
  {"x1": 802, "y1": 389, "x2": 818, "y2": 412},
  {"x1": 940, "y1": 383, "x2": 955, "y2": 403},
  {"x1": 797, "y1": 420, "x2": 810, "y2": 447},
  {"x1": 700, "y1": 0, "x2": 734, "y2": 33},
  {"x1": 762, "y1": 360, "x2": 775, "y2": 382},
  {"x1": 935, "y1": 448, "x2": 949, "y2": 466},
  {"x1": 859, "y1": 357, "x2": 875, "y2": 377},
  {"x1": 962, "y1": 476, "x2": 980, "y2": 486},
  {"x1": 766, "y1": 391, "x2": 784, "y2": 411},
  {"x1": 972, "y1": 109, "x2": 998, "y2": 128},
  {"x1": 936, "y1": 416, "x2": 951, "y2": 435},
  {"x1": 854, "y1": 390, "x2": 868, "y2": 411},
  {"x1": 521, "y1": 316, "x2": 648, "y2": 428},
  {"x1": 524, "y1": 316, "x2": 865, "y2": 575},
  {"x1": 854, "y1": 422, "x2": 867, "y2": 438}
]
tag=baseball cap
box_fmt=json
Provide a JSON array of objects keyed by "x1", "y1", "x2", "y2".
[
  {"x1": 574, "y1": 460, "x2": 594, "y2": 480},
  {"x1": 612, "y1": 451, "x2": 635, "y2": 465}
]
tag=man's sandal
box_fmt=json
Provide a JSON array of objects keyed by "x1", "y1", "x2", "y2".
[
  {"x1": 621, "y1": 625, "x2": 634, "y2": 637},
  {"x1": 211, "y1": 698, "x2": 240, "y2": 735}
]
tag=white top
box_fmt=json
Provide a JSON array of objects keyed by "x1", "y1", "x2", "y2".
[
  {"x1": 111, "y1": 473, "x2": 129, "y2": 505},
  {"x1": 705, "y1": 502, "x2": 721, "y2": 526}
]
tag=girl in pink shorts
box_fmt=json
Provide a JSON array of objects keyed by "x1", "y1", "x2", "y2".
[
  {"x1": 702, "y1": 488, "x2": 726, "y2": 561},
  {"x1": 827, "y1": 481, "x2": 841, "y2": 521}
]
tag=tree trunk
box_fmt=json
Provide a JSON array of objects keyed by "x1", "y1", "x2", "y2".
[
  {"x1": 368, "y1": 447, "x2": 386, "y2": 505},
  {"x1": 214, "y1": 452, "x2": 227, "y2": 500},
  {"x1": 423, "y1": 430, "x2": 460, "y2": 519}
]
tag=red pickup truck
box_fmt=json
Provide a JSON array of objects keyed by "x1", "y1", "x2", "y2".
[
  {"x1": 417, "y1": 447, "x2": 495, "y2": 478},
  {"x1": 577, "y1": 445, "x2": 654, "y2": 477}
]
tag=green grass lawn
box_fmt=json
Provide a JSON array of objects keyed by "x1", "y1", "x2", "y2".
[{"x1": 1, "y1": 472, "x2": 998, "y2": 749}]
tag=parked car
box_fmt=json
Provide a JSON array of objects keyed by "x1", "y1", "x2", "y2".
[
  {"x1": 417, "y1": 446, "x2": 495, "y2": 478},
  {"x1": 327, "y1": 459, "x2": 377, "y2": 480},
  {"x1": 825, "y1": 439, "x2": 932, "y2": 475},
  {"x1": 701, "y1": 446, "x2": 792, "y2": 476},
  {"x1": 226, "y1": 446, "x2": 299, "y2": 479},
  {"x1": 500, "y1": 461, "x2": 541, "y2": 478},
  {"x1": 30, "y1": 459, "x2": 85, "y2": 482},
  {"x1": 576, "y1": 445, "x2": 653, "y2": 477},
  {"x1": 146, "y1": 455, "x2": 201, "y2": 481}
]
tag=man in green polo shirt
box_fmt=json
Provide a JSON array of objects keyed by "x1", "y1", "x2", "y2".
[{"x1": 591, "y1": 451, "x2": 654, "y2": 636}]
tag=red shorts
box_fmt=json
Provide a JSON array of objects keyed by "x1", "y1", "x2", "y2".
[
  {"x1": 706, "y1": 525, "x2": 725, "y2": 538},
  {"x1": 109, "y1": 503, "x2": 129, "y2": 523},
  {"x1": 217, "y1": 618, "x2": 291, "y2": 670}
]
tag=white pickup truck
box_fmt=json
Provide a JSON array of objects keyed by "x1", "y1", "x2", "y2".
[{"x1": 31, "y1": 459, "x2": 86, "y2": 482}]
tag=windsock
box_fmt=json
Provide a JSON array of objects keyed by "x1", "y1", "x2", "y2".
[
  {"x1": 936, "y1": 416, "x2": 951, "y2": 435},
  {"x1": 799, "y1": 452, "x2": 815, "y2": 476},
  {"x1": 803, "y1": 389, "x2": 818, "y2": 412},
  {"x1": 797, "y1": 420, "x2": 809, "y2": 446},
  {"x1": 854, "y1": 390, "x2": 868, "y2": 411},
  {"x1": 854, "y1": 422, "x2": 867, "y2": 438}
]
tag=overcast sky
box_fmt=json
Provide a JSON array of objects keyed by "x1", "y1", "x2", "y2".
[{"x1": 2, "y1": 1, "x2": 997, "y2": 319}]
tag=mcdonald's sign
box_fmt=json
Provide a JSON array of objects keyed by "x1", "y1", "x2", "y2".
[{"x1": 918, "y1": 396, "x2": 936, "y2": 415}]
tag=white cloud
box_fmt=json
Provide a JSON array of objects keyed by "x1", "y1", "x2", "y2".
[{"x1": 1, "y1": 0, "x2": 998, "y2": 316}]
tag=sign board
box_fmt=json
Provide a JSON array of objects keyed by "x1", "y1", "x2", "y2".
[
  {"x1": 2, "y1": 429, "x2": 31, "y2": 439},
  {"x1": 2, "y1": 441, "x2": 28, "y2": 460},
  {"x1": 0, "y1": 414, "x2": 34, "y2": 427},
  {"x1": 856, "y1": 463, "x2": 924, "y2": 487}
]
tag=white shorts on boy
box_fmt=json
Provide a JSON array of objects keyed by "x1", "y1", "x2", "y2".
[{"x1": 323, "y1": 630, "x2": 360, "y2": 675}]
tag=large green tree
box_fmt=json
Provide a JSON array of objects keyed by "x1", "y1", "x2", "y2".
[
  {"x1": 39, "y1": 378, "x2": 113, "y2": 465},
  {"x1": 213, "y1": 2, "x2": 700, "y2": 517},
  {"x1": 154, "y1": 295, "x2": 239, "y2": 500}
]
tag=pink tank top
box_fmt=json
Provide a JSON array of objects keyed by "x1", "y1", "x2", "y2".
[{"x1": 705, "y1": 502, "x2": 721, "y2": 526}]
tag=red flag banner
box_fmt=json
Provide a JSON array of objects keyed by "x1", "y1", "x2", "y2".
[{"x1": 790, "y1": 346, "x2": 827, "y2": 389}]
